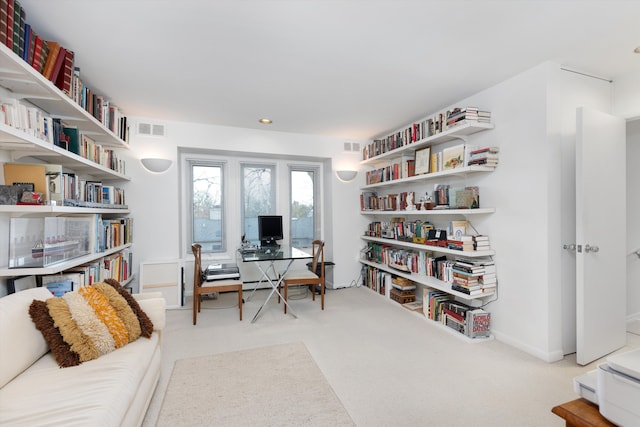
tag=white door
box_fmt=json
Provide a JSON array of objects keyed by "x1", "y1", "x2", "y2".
[{"x1": 576, "y1": 107, "x2": 627, "y2": 365}]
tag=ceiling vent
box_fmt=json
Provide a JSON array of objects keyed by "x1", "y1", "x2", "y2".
[{"x1": 137, "y1": 121, "x2": 166, "y2": 137}]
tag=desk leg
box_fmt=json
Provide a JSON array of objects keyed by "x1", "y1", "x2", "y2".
[{"x1": 251, "y1": 259, "x2": 297, "y2": 323}]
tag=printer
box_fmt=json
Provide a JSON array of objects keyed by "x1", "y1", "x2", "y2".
[
  {"x1": 573, "y1": 348, "x2": 640, "y2": 426},
  {"x1": 204, "y1": 263, "x2": 240, "y2": 281}
]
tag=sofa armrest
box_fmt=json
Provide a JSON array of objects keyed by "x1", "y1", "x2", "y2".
[{"x1": 133, "y1": 294, "x2": 166, "y2": 332}]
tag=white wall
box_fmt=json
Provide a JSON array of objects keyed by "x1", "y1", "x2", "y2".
[
  {"x1": 420, "y1": 62, "x2": 614, "y2": 361},
  {"x1": 613, "y1": 72, "x2": 640, "y2": 119},
  {"x1": 125, "y1": 121, "x2": 364, "y2": 294},
  {"x1": 627, "y1": 119, "x2": 640, "y2": 324}
]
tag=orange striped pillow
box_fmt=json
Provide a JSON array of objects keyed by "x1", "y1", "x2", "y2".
[{"x1": 29, "y1": 281, "x2": 154, "y2": 368}]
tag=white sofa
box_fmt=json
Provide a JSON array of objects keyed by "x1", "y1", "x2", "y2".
[{"x1": 0, "y1": 286, "x2": 166, "y2": 427}]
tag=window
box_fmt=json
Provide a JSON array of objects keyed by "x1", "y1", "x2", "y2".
[
  {"x1": 191, "y1": 163, "x2": 225, "y2": 253},
  {"x1": 290, "y1": 167, "x2": 318, "y2": 247},
  {"x1": 241, "y1": 164, "x2": 276, "y2": 244}
]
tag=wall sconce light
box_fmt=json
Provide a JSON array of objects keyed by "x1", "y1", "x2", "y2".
[
  {"x1": 140, "y1": 158, "x2": 172, "y2": 173},
  {"x1": 335, "y1": 170, "x2": 358, "y2": 183}
]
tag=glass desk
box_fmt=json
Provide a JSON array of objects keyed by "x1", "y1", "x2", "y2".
[{"x1": 239, "y1": 245, "x2": 312, "y2": 323}]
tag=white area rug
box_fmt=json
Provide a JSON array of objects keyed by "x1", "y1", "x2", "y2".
[{"x1": 156, "y1": 342, "x2": 355, "y2": 426}]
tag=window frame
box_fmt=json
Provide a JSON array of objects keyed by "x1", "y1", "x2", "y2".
[
  {"x1": 240, "y1": 162, "x2": 277, "y2": 245},
  {"x1": 289, "y1": 164, "x2": 320, "y2": 249},
  {"x1": 188, "y1": 160, "x2": 226, "y2": 254}
]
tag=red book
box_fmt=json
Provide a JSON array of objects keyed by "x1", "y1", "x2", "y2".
[
  {"x1": 49, "y1": 46, "x2": 66, "y2": 83},
  {"x1": 55, "y1": 49, "x2": 74, "y2": 96},
  {"x1": 30, "y1": 34, "x2": 42, "y2": 69},
  {"x1": 6, "y1": 0, "x2": 13, "y2": 49}
]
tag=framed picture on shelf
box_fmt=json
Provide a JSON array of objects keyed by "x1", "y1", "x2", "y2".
[
  {"x1": 442, "y1": 144, "x2": 465, "y2": 170},
  {"x1": 414, "y1": 146, "x2": 431, "y2": 175}
]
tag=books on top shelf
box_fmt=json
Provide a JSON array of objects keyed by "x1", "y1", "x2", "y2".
[
  {"x1": 362, "y1": 107, "x2": 492, "y2": 161},
  {"x1": 1, "y1": 1, "x2": 129, "y2": 143}
]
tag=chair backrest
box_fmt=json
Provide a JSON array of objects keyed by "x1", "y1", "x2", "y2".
[
  {"x1": 310, "y1": 240, "x2": 325, "y2": 278},
  {"x1": 191, "y1": 243, "x2": 203, "y2": 288}
]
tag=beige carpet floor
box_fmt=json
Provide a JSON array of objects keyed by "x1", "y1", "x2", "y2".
[{"x1": 156, "y1": 342, "x2": 355, "y2": 426}]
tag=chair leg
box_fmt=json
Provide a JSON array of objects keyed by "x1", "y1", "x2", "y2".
[
  {"x1": 193, "y1": 291, "x2": 198, "y2": 325},
  {"x1": 238, "y1": 288, "x2": 243, "y2": 321},
  {"x1": 311, "y1": 284, "x2": 315, "y2": 301},
  {"x1": 321, "y1": 282, "x2": 325, "y2": 310},
  {"x1": 284, "y1": 283, "x2": 288, "y2": 314}
]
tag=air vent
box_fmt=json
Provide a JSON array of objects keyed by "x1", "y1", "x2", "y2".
[
  {"x1": 137, "y1": 121, "x2": 166, "y2": 137},
  {"x1": 343, "y1": 142, "x2": 361, "y2": 152}
]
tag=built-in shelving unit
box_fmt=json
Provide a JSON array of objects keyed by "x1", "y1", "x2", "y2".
[
  {"x1": 359, "y1": 112, "x2": 497, "y2": 340},
  {"x1": 0, "y1": 40, "x2": 133, "y2": 287}
]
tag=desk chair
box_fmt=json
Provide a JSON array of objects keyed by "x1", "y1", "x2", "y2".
[
  {"x1": 192, "y1": 244, "x2": 243, "y2": 324},
  {"x1": 279, "y1": 240, "x2": 325, "y2": 314}
]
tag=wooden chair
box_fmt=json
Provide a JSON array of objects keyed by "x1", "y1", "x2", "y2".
[
  {"x1": 280, "y1": 240, "x2": 325, "y2": 314},
  {"x1": 192, "y1": 243, "x2": 243, "y2": 324}
]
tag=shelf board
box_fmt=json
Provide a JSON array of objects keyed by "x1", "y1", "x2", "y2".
[
  {"x1": 0, "y1": 243, "x2": 132, "y2": 277},
  {"x1": 361, "y1": 207, "x2": 495, "y2": 216},
  {"x1": 359, "y1": 259, "x2": 495, "y2": 301},
  {"x1": 361, "y1": 236, "x2": 495, "y2": 258},
  {"x1": 361, "y1": 121, "x2": 494, "y2": 165},
  {"x1": 360, "y1": 165, "x2": 495, "y2": 189},
  {"x1": 0, "y1": 43, "x2": 128, "y2": 148},
  {"x1": 0, "y1": 124, "x2": 130, "y2": 180},
  {"x1": 0, "y1": 205, "x2": 130, "y2": 215}
]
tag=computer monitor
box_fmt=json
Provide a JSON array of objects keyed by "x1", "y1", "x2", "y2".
[{"x1": 258, "y1": 215, "x2": 283, "y2": 247}]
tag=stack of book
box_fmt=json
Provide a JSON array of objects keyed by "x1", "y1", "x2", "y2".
[
  {"x1": 450, "y1": 258, "x2": 497, "y2": 296},
  {"x1": 447, "y1": 235, "x2": 475, "y2": 251},
  {"x1": 473, "y1": 235, "x2": 491, "y2": 251},
  {"x1": 479, "y1": 261, "x2": 497, "y2": 294},
  {"x1": 467, "y1": 146, "x2": 499, "y2": 167},
  {"x1": 446, "y1": 107, "x2": 492, "y2": 128},
  {"x1": 450, "y1": 260, "x2": 484, "y2": 296},
  {"x1": 390, "y1": 276, "x2": 416, "y2": 304}
]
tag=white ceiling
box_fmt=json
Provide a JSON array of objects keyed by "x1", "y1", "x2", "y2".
[{"x1": 16, "y1": 0, "x2": 640, "y2": 141}]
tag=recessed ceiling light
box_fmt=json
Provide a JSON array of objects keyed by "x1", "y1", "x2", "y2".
[
  {"x1": 635, "y1": 46, "x2": 640, "y2": 54},
  {"x1": 259, "y1": 118, "x2": 272, "y2": 124}
]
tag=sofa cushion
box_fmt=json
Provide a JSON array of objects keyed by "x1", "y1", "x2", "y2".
[
  {"x1": 29, "y1": 281, "x2": 154, "y2": 368},
  {"x1": 0, "y1": 287, "x2": 52, "y2": 388},
  {"x1": 0, "y1": 332, "x2": 160, "y2": 427}
]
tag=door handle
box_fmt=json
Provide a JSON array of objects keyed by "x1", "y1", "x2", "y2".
[
  {"x1": 584, "y1": 244, "x2": 599, "y2": 253},
  {"x1": 563, "y1": 244, "x2": 576, "y2": 251}
]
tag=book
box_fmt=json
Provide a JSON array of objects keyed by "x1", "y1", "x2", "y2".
[
  {"x1": 42, "y1": 41, "x2": 61, "y2": 79},
  {"x1": 30, "y1": 33, "x2": 42, "y2": 69},
  {"x1": 5, "y1": 0, "x2": 13, "y2": 51},
  {"x1": 0, "y1": 0, "x2": 7, "y2": 47},
  {"x1": 11, "y1": 0, "x2": 19, "y2": 54},
  {"x1": 62, "y1": 126, "x2": 80, "y2": 154},
  {"x1": 55, "y1": 49, "x2": 74, "y2": 96},
  {"x1": 466, "y1": 309, "x2": 491, "y2": 338},
  {"x1": 49, "y1": 46, "x2": 66, "y2": 83}
]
